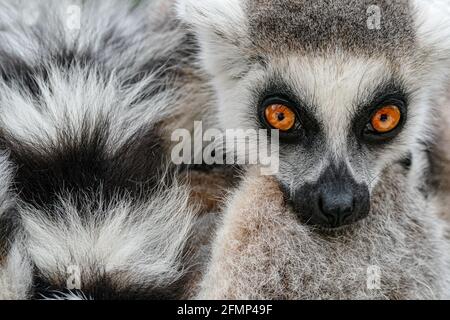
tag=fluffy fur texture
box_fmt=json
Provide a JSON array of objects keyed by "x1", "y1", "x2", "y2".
[
  {"x1": 177, "y1": 0, "x2": 450, "y2": 190},
  {"x1": 0, "y1": 153, "x2": 32, "y2": 300},
  {"x1": 0, "y1": 239, "x2": 33, "y2": 300},
  {"x1": 0, "y1": 0, "x2": 202, "y2": 299},
  {"x1": 198, "y1": 166, "x2": 450, "y2": 300},
  {"x1": 1, "y1": 0, "x2": 450, "y2": 300},
  {"x1": 178, "y1": 0, "x2": 450, "y2": 299},
  {"x1": 25, "y1": 186, "x2": 195, "y2": 300},
  {"x1": 429, "y1": 92, "x2": 450, "y2": 237},
  {"x1": 0, "y1": 153, "x2": 14, "y2": 263}
]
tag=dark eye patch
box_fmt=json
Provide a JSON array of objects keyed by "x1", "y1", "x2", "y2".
[
  {"x1": 352, "y1": 80, "x2": 409, "y2": 145},
  {"x1": 252, "y1": 76, "x2": 323, "y2": 146}
]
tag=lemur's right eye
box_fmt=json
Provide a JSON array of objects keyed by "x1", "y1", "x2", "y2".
[{"x1": 264, "y1": 104, "x2": 296, "y2": 131}]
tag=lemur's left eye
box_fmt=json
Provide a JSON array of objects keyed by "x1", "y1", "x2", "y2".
[
  {"x1": 370, "y1": 105, "x2": 402, "y2": 134},
  {"x1": 264, "y1": 104, "x2": 296, "y2": 131}
]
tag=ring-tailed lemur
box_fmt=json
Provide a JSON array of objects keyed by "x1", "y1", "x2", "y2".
[
  {"x1": 1, "y1": 0, "x2": 450, "y2": 300},
  {"x1": 176, "y1": 0, "x2": 450, "y2": 299}
]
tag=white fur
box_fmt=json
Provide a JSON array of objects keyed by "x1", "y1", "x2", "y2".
[
  {"x1": 0, "y1": 67, "x2": 178, "y2": 148},
  {"x1": 0, "y1": 239, "x2": 33, "y2": 300},
  {"x1": 0, "y1": 0, "x2": 193, "y2": 148},
  {"x1": 176, "y1": 0, "x2": 251, "y2": 80},
  {"x1": 0, "y1": 154, "x2": 31, "y2": 300},
  {"x1": 0, "y1": 153, "x2": 13, "y2": 214},
  {"x1": 21, "y1": 183, "x2": 195, "y2": 295},
  {"x1": 176, "y1": 0, "x2": 245, "y2": 36},
  {"x1": 413, "y1": 0, "x2": 450, "y2": 56}
]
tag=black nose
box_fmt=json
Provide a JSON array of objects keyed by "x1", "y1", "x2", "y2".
[
  {"x1": 288, "y1": 163, "x2": 370, "y2": 229},
  {"x1": 319, "y1": 190, "x2": 355, "y2": 228}
]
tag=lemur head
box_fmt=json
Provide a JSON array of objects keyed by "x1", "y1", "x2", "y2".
[{"x1": 178, "y1": 0, "x2": 450, "y2": 229}]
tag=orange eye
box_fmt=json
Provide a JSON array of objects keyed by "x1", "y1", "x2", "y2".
[
  {"x1": 371, "y1": 105, "x2": 402, "y2": 133},
  {"x1": 264, "y1": 104, "x2": 296, "y2": 131}
]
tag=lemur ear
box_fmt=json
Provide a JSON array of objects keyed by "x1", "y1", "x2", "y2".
[
  {"x1": 176, "y1": 0, "x2": 251, "y2": 80},
  {"x1": 413, "y1": 0, "x2": 450, "y2": 59},
  {"x1": 176, "y1": 0, "x2": 245, "y2": 34}
]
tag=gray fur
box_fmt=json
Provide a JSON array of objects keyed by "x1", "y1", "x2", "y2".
[
  {"x1": 246, "y1": 0, "x2": 416, "y2": 56},
  {"x1": 198, "y1": 167, "x2": 450, "y2": 299},
  {"x1": 178, "y1": 0, "x2": 450, "y2": 299}
]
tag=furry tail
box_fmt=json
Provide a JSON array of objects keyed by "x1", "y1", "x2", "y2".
[
  {"x1": 0, "y1": 154, "x2": 32, "y2": 300},
  {"x1": 1, "y1": 149, "x2": 197, "y2": 300},
  {"x1": 0, "y1": 0, "x2": 200, "y2": 300},
  {"x1": 23, "y1": 184, "x2": 195, "y2": 300}
]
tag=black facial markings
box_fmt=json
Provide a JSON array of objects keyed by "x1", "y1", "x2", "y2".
[
  {"x1": 352, "y1": 80, "x2": 409, "y2": 146},
  {"x1": 253, "y1": 76, "x2": 323, "y2": 146}
]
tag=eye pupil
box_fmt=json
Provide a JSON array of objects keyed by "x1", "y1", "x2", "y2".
[
  {"x1": 277, "y1": 113, "x2": 286, "y2": 121},
  {"x1": 380, "y1": 114, "x2": 389, "y2": 122}
]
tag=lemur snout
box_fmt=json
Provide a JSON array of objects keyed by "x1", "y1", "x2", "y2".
[
  {"x1": 318, "y1": 190, "x2": 355, "y2": 228},
  {"x1": 288, "y1": 163, "x2": 370, "y2": 229}
]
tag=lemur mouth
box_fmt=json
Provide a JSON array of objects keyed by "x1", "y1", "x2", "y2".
[
  {"x1": 303, "y1": 218, "x2": 367, "y2": 233},
  {"x1": 289, "y1": 203, "x2": 369, "y2": 231}
]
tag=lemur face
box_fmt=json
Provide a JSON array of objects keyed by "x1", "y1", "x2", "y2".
[
  {"x1": 248, "y1": 56, "x2": 411, "y2": 229},
  {"x1": 178, "y1": 0, "x2": 450, "y2": 228}
]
